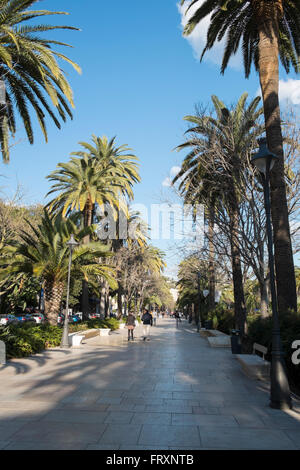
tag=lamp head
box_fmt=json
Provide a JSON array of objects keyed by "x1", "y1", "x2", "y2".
[
  {"x1": 67, "y1": 234, "x2": 79, "y2": 250},
  {"x1": 251, "y1": 137, "x2": 279, "y2": 175}
]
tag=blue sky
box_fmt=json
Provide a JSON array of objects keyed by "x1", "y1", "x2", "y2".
[{"x1": 1, "y1": 0, "x2": 300, "y2": 277}]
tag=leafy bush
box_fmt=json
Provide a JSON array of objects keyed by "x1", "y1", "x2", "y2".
[
  {"x1": 101, "y1": 318, "x2": 120, "y2": 331},
  {"x1": 0, "y1": 323, "x2": 62, "y2": 358},
  {"x1": 207, "y1": 305, "x2": 235, "y2": 334},
  {"x1": 0, "y1": 316, "x2": 123, "y2": 360}
]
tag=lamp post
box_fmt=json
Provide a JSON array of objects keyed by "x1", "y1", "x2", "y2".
[
  {"x1": 251, "y1": 138, "x2": 292, "y2": 410},
  {"x1": 60, "y1": 234, "x2": 79, "y2": 348}
]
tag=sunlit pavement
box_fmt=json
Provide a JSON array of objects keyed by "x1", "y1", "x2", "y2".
[{"x1": 0, "y1": 318, "x2": 300, "y2": 450}]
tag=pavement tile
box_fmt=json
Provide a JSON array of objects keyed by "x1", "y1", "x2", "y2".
[
  {"x1": 98, "y1": 424, "x2": 142, "y2": 446},
  {"x1": 40, "y1": 409, "x2": 109, "y2": 424},
  {"x1": 0, "y1": 441, "x2": 11, "y2": 450},
  {"x1": 198, "y1": 426, "x2": 298, "y2": 449},
  {"x1": 104, "y1": 411, "x2": 134, "y2": 424},
  {"x1": 11, "y1": 421, "x2": 108, "y2": 444},
  {"x1": 85, "y1": 444, "x2": 120, "y2": 450},
  {"x1": 192, "y1": 407, "x2": 220, "y2": 415},
  {"x1": 138, "y1": 424, "x2": 201, "y2": 447},
  {"x1": 3, "y1": 441, "x2": 87, "y2": 450},
  {"x1": 145, "y1": 405, "x2": 193, "y2": 414},
  {"x1": 0, "y1": 421, "x2": 30, "y2": 440},
  {"x1": 283, "y1": 430, "x2": 300, "y2": 449},
  {"x1": 131, "y1": 412, "x2": 172, "y2": 425},
  {"x1": 96, "y1": 397, "x2": 123, "y2": 405},
  {"x1": 172, "y1": 414, "x2": 238, "y2": 427}
]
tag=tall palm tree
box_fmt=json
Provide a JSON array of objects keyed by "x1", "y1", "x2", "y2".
[
  {"x1": 46, "y1": 155, "x2": 124, "y2": 238},
  {"x1": 0, "y1": 209, "x2": 116, "y2": 325},
  {"x1": 0, "y1": 0, "x2": 81, "y2": 162},
  {"x1": 174, "y1": 93, "x2": 264, "y2": 335},
  {"x1": 180, "y1": 0, "x2": 299, "y2": 314},
  {"x1": 46, "y1": 135, "x2": 140, "y2": 318}
]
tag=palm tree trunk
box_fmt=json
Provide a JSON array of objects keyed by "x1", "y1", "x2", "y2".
[
  {"x1": 257, "y1": 17, "x2": 297, "y2": 314},
  {"x1": 81, "y1": 200, "x2": 94, "y2": 320},
  {"x1": 229, "y1": 200, "x2": 247, "y2": 336},
  {"x1": 208, "y1": 205, "x2": 216, "y2": 310},
  {"x1": 44, "y1": 281, "x2": 64, "y2": 326},
  {"x1": 117, "y1": 286, "x2": 123, "y2": 318}
]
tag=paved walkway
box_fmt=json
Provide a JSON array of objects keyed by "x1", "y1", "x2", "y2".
[{"x1": 0, "y1": 318, "x2": 300, "y2": 450}]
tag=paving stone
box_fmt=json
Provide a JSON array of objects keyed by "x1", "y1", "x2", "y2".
[
  {"x1": 138, "y1": 424, "x2": 201, "y2": 447},
  {"x1": 104, "y1": 411, "x2": 134, "y2": 424},
  {"x1": 40, "y1": 409, "x2": 109, "y2": 424},
  {"x1": 198, "y1": 426, "x2": 297, "y2": 449},
  {"x1": 131, "y1": 412, "x2": 172, "y2": 425},
  {"x1": 3, "y1": 441, "x2": 87, "y2": 450},
  {"x1": 11, "y1": 421, "x2": 108, "y2": 444},
  {"x1": 98, "y1": 424, "x2": 142, "y2": 446},
  {"x1": 172, "y1": 414, "x2": 238, "y2": 427}
]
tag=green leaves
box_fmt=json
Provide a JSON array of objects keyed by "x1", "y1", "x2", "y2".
[
  {"x1": 0, "y1": 0, "x2": 80, "y2": 161},
  {"x1": 180, "y1": 0, "x2": 300, "y2": 78}
]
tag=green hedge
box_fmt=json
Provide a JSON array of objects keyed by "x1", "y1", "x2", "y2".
[
  {"x1": 207, "y1": 305, "x2": 235, "y2": 334},
  {"x1": 0, "y1": 317, "x2": 122, "y2": 359},
  {"x1": 0, "y1": 323, "x2": 62, "y2": 358}
]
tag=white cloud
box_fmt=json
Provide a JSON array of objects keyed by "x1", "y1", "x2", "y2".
[
  {"x1": 279, "y1": 79, "x2": 300, "y2": 105},
  {"x1": 256, "y1": 79, "x2": 300, "y2": 106},
  {"x1": 162, "y1": 166, "x2": 181, "y2": 187},
  {"x1": 177, "y1": 1, "x2": 242, "y2": 69}
]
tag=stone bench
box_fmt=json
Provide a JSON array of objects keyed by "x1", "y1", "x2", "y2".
[
  {"x1": 206, "y1": 330, "x2": 231, "y2": 348},
  {"x1": 207, "y1": 335, "x2": 231, "y2": 348},
  {"x1": 68, "y1": 332, "x2": 85, "y2": 347},
  {"x1": 236, "y1": 343, "x2": 270, "y2": 380},
  {"x1": 68, "y1": 328, "x2": 102, "y2": 346}
]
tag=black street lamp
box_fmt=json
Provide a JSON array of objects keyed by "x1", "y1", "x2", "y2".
[
  {"x1": 60, "y1": 234, "x2": 79, "y2": 348},
  {"x1": 251, "y1": 138, "x2": 292, "y2": 410}
]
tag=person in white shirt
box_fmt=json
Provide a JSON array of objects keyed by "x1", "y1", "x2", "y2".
[{"x1": 152, "y1": 309, "x2": 157, "y2": 326}]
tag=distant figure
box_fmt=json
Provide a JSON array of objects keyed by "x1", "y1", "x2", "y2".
[
  {"x1": 174, "y1": 311, "x2": 181, "y2": 328},
  {"x1": 152, "y1": 309, "x2": 157, "y2": 326},
  {"x1": 126, "y1": 311, "x2": 136, "y2": 341},
  {"x1": 141, "y1": 309, "x2": 153, "y2": 341}
]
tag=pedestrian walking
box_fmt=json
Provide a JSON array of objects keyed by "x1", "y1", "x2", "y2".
[
  {"x1": 174, "y1": 311, "x2": 181, "y2": 328},
  {"x1": 152, "y1": 309, "x2": 157, "y2": 326},
  {"x1": 126, "y1": 311, "x2": 136, "y2": 341},
  {"x1": 141, "y1": 308, "x2": 153, "y2": 341}
]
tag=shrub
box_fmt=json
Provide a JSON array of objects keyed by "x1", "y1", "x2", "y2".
[
  {"x1": 0, "y1": 323, "x2": 62, "y2": 358},
  {"x1": 245, "y1": 310, "x2": 300, "y2": 391},
  {"x1": 207, "y1": 306, "x2": 235, "y2": 334},
  {"x1": 101, "y1": 318, "x2": 120, "y2": 331}
]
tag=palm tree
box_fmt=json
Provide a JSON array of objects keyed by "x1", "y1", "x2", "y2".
[
  {"x1": 0, "y1": 0, "x2": 81, "y2": 162},
  {"x1": 46, "y1": 155, "x2": 124, "y2": 238},
  {"x1": 46, "y1": 135, "x2": 140, "y2": 318},
  {"x1": 180, "y1": 0, "x2": 298, "y2": 314},
  {"x1": 0, "y1": 209, "x2": 116, "y2": 325},
  {"x1": 71, "y1": 135, "x2": 140, "y2": 202},
  {"x1": 174, "y1": 93, "x2": 264, "y2": 335}
]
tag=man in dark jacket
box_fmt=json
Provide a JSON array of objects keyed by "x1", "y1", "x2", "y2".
[{"x1": 141, "y1": 309, "x2": 152, "y2": 341}]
